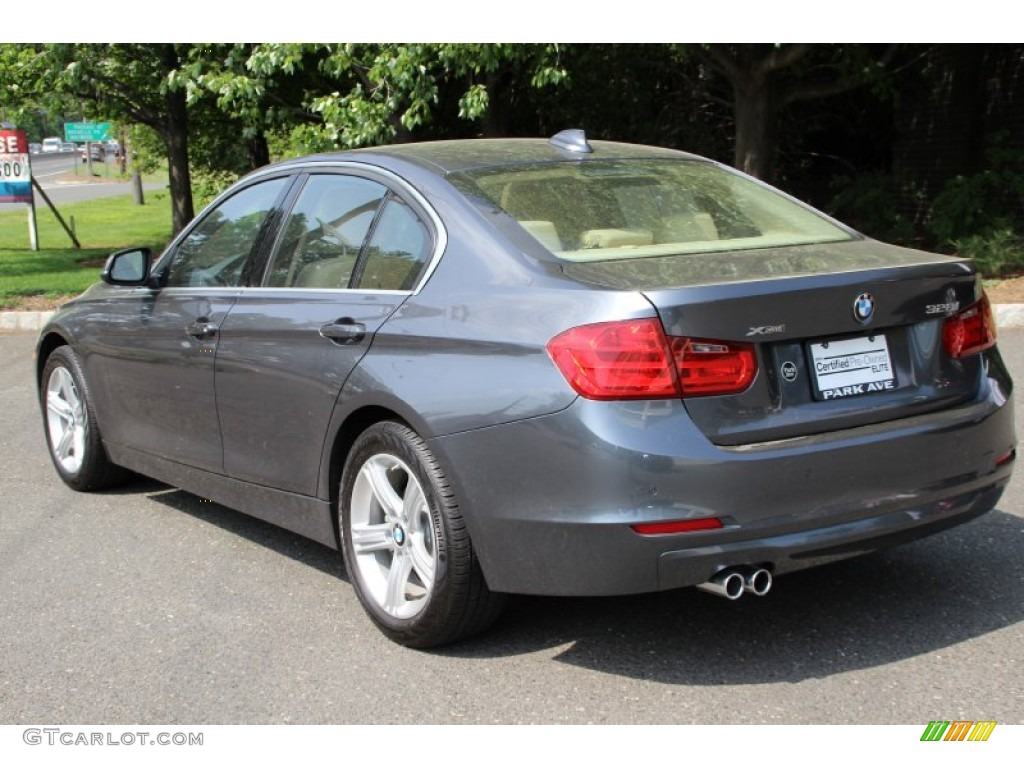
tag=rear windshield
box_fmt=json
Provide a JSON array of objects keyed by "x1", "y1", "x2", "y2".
[{"x1": 451, "y1": 159, "x2": 854, "y2": 261}]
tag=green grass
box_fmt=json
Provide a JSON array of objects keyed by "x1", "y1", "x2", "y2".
[{"x1": 0, "y1": 193, "x2": 172, "y2": 308}]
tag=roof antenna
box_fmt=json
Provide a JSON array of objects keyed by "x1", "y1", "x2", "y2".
[{"x1": 549, "y1": 129, "x2": 593, "y2": 154}]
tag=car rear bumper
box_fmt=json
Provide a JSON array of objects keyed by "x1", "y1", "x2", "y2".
[{"x1": 430, "y1": 371, "x2": 1015, "y2": 596}]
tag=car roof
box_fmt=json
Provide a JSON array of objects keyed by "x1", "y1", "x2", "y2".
[{"x1": 267, "y1": 138, "x2": 706, "y2": 177}]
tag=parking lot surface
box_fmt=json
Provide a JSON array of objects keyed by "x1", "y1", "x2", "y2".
[{"x1": 1, "y1": 330, "x2": 1022, "y2": 724}]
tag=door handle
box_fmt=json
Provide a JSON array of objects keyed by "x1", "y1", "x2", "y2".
[
  {"x1": 186, "y1": 319, "x2": 218, "y2": 340},
  {"x1": 320, "y1": 318, "x2": 366, "y2": 345}
]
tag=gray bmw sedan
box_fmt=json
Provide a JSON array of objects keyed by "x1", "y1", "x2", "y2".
[{"x1": 36, "y1": 131, "x2": 1016, "y2": 647}]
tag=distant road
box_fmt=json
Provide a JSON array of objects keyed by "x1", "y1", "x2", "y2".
[{"x1": 1, "y1": 151, "x2": 163, "y2": 207}]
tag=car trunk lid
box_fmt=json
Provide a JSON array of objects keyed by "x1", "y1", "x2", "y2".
[{"x1": 561, "y1": 240, "x2": 986, "y2": 444}]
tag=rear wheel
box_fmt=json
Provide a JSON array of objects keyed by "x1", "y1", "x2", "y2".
[
  {"x1": 41, "y1": 346, "x2": 129, "y2": 491},
  {"x1": 340, "y1": 421, "x2": 504, "y2": 647}
]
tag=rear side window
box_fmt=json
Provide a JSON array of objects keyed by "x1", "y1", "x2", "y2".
[
  {"x1": 265, "y1": 175, "x2": 388, "y2": 289},
  {"x1": 354, "y1": 198, "x2": 432, "y2": 291}
]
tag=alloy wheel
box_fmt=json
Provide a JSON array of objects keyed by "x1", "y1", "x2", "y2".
[
  {"x1": 46, "y1": 366, "x2": 87, "y2": 475},
  {"x1": 349, "y1": 453, "x2": 437, "y2": 619}
]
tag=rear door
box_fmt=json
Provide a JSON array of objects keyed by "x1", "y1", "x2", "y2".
[{"x1": 214, "y1": 169, "x2": 437, "y2": 495}]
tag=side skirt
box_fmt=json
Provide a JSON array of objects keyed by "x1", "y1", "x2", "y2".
[{"x1": 105, "y1": 442, "x2": 338, "y2": 550}]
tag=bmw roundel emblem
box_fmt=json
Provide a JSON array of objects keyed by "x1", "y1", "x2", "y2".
[{"x1": 853, "y1": 292, "x2": 875, "y2": 324}]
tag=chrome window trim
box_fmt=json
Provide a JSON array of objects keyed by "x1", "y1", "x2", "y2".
[
  {"x1": 153, "y1": 286, "x2": 411, "y2": 298},
  {"x1": 238, "y1": 287, "x2": 413, "y2": 297},
  {"x1": 150, "y1": 288, "x2": 243, "y2": 296}
]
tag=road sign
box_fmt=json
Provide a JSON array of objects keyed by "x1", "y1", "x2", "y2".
[
  {"x1": 0, "y1": 129, "x2": 32, "y2": 204},
  {"x1": 64, "y1": 122, "x2": 112, "y2": 142}
]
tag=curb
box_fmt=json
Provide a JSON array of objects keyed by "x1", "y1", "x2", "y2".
[
  {"x1": 0, "y1": 311, "x2": 55, "y2": 332},
  {"x1": 995, "y1": 304, "x2": 1024, "y2": 329},
  {"x1": 4, "y1": 305, "x2": 1024, "y2": 334}
]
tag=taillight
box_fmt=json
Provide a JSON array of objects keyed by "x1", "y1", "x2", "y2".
[
  {"x1": 546, "y1": 319, "x2": 757, "y2": 400},
  {"x1": 670, "y1": 337, "x2": 757, "y2": 396},
  {"x1": 943, "y1": 294, "x2": 996, "y2": 358},
  {"x1": 545, "y1": 319, "x2": 677, "y2": 400}
]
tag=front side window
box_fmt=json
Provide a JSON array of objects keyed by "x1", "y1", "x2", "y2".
[
  {"x1": 165, "y1": 178, "x2": 289, "y2": 288},
  {"x1": 451, "y1": 160, "x2": 853, "y2": 262},
  {"x1": 265, "y1": 175, "x2": 388, "y2": 289}
]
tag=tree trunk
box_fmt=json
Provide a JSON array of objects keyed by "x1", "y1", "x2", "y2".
[
  {"x1": 131, "y1": 171, "x2": 144, "y2": 206},
  {"x1": 248, "y1": 132, "x2": 270, "y2": 170},
  {"x1": 165, "y1": 85, "x2": 194, "y2": 235},
  {"x1": 481, "y1": 70, "x2": 510, "y2": 137},
  {"x1": 732, "y1": 73, "x2": 778, "y2": 183}
]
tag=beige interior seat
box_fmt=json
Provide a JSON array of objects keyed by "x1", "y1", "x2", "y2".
[
  {"x1": 294, "y1": 255, "x2": 356, "y2": 289},
  {"x1": 581, "y1": 228, "x2": 654, "y2": 249}
]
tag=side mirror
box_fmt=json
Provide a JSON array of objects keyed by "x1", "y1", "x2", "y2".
[{"x1": 101, "y1": 248, "x2": 153, "y2": 287}]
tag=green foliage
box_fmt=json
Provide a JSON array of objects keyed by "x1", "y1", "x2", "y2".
[
  {"x1": 125, "y1": 124, "x2": 166, "y2": 175},
  {"x1": 0, "y1": 41, "x2": 1017, "y2": 270},
  {"x1": 191, "y1": 168, "x2": 242, "y2": 210},
  {"x1": 827, "y1": 172, "x2": 919, "y2": 243},
  {"x1": 924, "y1": 136, "x2": 1024, "y2": 280},
  {"x1": 198, "y1": 43, "x2": 569, "y2": 152},
  {"x1": 929, "y1": 143, "x2": 1024, "y2": 244},
  {"x1": 953, "y1": 230, "x2": 1024, "y2": 278}
]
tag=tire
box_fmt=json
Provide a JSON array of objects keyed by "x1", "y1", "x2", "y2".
[
  {"x1": 40, "y1": 346, "x2": 129, "y2": 491},
  {"x1": 340, "y1": 421, "x2": 505, "y2": 648}
]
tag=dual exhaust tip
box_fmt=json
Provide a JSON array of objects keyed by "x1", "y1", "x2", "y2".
[{"x1": 697, "y1": 567, "x2": 772, "y2": 600}]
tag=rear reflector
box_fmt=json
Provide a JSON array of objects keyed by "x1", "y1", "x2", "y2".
[
  {"x1": 547, "y1": 319, "x2": 758, "y2": 400},
  {"x1": 631, "y1": 518, "x2": 724, "y2": 535},
  {"x1": 943, "y1": 294, "x2": 996, "y2": 358}
]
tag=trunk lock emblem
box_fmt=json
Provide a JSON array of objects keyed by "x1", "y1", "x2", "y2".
[{"x1": 853, "y1": 292, "x2": 875, "y2": 323}]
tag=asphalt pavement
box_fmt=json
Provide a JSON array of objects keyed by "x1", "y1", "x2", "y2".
[{"x1": 1, "y1": 329, "x2": 1022, "y2": 724}]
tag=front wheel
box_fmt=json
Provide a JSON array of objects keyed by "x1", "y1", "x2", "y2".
[
  {"x1": 41, "y1": 346, "x2": 129, "y2": 491},
  {"x1": 340, "y1": 421, "x2": 504, "y2": 647}
]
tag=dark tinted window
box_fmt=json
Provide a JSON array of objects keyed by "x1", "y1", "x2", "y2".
[{"x1": 165, "y1": 178, "x2": 288, "y2": 288}]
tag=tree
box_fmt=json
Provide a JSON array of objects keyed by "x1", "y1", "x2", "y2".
[
  {"x1": 1, "y1": 44, "x2": 570, "y2": 234},
  {"x1": 692, "y1": 44, "x2": 899, "y2": 183},
  {"x1": 0, "y1": 44, "x2": 198, "y2": 234},
  {"x1": 183, "y1": 44, "x2": 567, "y2": 154}
]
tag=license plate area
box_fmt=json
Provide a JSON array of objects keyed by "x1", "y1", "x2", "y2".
[{"x1": 808, "y1": 334, "x2": 897, "y2": 401}]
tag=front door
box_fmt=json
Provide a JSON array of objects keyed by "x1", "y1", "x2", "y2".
[{"x1": 88, "y1": 176, "x2": 291, "y2": 472}]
